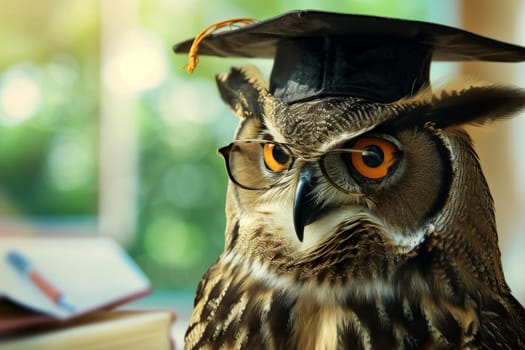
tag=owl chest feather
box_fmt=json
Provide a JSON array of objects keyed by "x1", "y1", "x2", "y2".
[
  {"x1": 185, "y1": 255, "x2": 490, "y2": 350},
  {"x1": 185, "y1": 219, "x2": 525, "y2": 349}
]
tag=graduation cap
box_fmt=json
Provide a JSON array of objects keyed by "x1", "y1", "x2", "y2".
[{"x1": 173, "y1": 10, "x2": 525, "y2": 104}]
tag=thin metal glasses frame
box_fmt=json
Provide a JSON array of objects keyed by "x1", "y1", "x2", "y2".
[{"x1": 218, "y1": 139, "x2": 369, "y2": 193}]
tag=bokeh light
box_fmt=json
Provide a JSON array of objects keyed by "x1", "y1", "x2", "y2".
[
  {"x1": 158, "y1": 78, "x2": 222, "y2": 124},
  {"x1": 45, "y1": 131, "x2": 95, "y2": 191},
  {"x1": 163, "y1": 163, "x2": 209, "y2": 209},
  {"x1": 0, "y1": 64, "x2": 42, "y2": 126},
  {"x1": 143, "y1": 215, "x2": 206, "y2": 268},
  {"x1": 102, "y1": 29, "x2": 168, "y2": 96}
]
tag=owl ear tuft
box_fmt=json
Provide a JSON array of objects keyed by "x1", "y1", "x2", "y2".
[
  {"x1": 394, "y1": 85, "x2": 525, "y2": 129},
  {"x1": 430, "y1": 85, "x2": 525, "y2": 127},
  {"x1": 216, "y1": 65, "x2": 270, "y2": 119}
]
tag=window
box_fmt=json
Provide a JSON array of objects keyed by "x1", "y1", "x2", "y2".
[{"x1": 0, "y1": 1, "x2": 100, "y2": 233}]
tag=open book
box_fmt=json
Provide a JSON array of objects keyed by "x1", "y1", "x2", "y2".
[
  {"x1": 0, "y1": 236, "x2": 176, "y2": 349},
  {"x1": 0, "y1": 236, "x2": 154, "y2": 334}
]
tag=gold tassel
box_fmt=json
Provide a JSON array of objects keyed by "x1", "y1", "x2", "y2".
[{"x1": 181, "y1": 18, "x2": 258, "y2": 73}]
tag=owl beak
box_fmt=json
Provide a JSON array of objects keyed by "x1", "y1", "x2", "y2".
[{"x1": 293, "y1": 165, "x2": 318, "y2": 242}]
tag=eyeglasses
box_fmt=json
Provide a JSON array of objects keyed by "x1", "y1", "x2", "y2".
[{"x1": 218, "y1": 139, "x2": 384, "y2": 193}]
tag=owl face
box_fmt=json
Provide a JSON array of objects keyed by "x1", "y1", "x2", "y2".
[
  {"x1": 216, "y1": 65, "x2": 525, "y2": 283},
  {"x1": 221, "y1": 98, "x2": 448, "y2": 246}
]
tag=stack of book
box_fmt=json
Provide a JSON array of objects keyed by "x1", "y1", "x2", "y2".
[{"x1": 0, "y1": 236, "x2": 176, "y2": 350}]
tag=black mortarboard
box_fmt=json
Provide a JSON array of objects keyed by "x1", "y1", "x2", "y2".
[{"x1": 173, "y1": 10, "x2": 525, "y2": 104}]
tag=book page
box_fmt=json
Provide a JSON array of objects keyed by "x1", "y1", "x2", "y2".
[
  {"x1": 0, "y1": 310, "x2": 175, "y2": 350},
  {"x1": 0, "y1": 237, "x2": 151, "y2": 319}
]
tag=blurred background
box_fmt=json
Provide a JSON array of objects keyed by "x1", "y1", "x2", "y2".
[{"x1": 0, "y1": 0, "x2": 523, "y2": 340}]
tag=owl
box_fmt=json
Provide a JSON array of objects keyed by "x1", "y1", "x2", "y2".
[{"x1": 175, "y1": 11, "x2": 525, "y2": 349}]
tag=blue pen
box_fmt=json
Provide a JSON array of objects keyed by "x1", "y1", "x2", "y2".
[{"x1": 7, "y1": 250, "x2": 75, "y2": 312}]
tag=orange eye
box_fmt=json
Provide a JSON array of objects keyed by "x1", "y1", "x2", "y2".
[
  {"x1": 263, "y1": 143, "x2": 291, "y2": 172},
  {"x1": 350, "y1": 137, "x2": 399, "y2": 179}
]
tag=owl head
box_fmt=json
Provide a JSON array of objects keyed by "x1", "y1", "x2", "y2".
[
  {"x1": 175, "y1": 11, "x2": 525, "y2": 295},
  {"x1": 216, "y1": 62, "x2": 524, "y2": 287}
]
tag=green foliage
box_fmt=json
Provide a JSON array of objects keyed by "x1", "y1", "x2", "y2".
[{"x1": 0, "y1": 1, "x2": 99, "y2": 218}]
